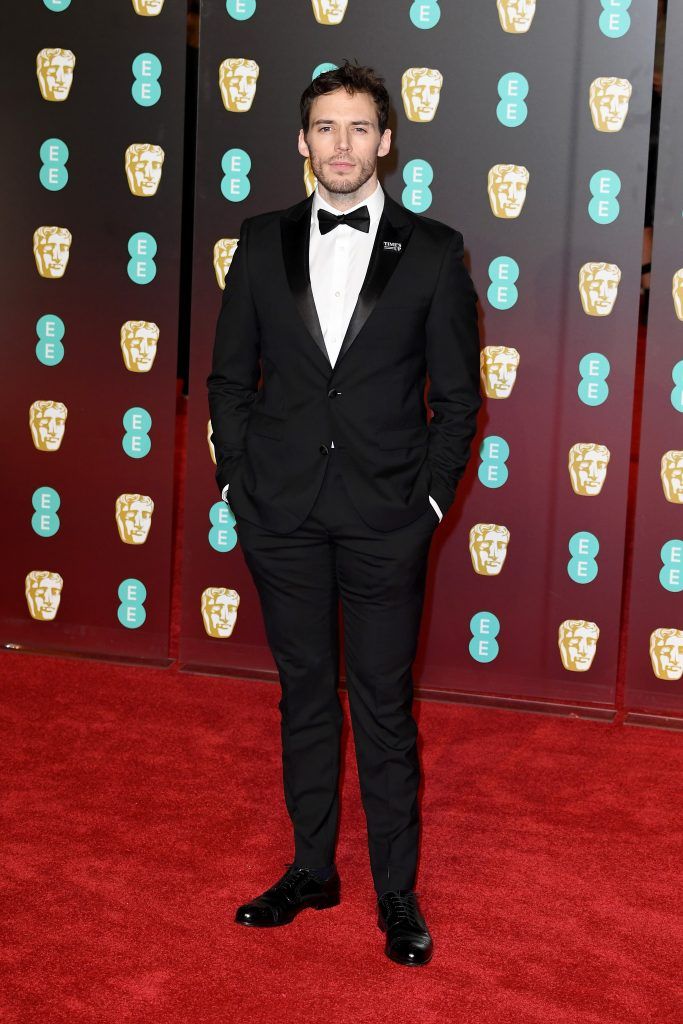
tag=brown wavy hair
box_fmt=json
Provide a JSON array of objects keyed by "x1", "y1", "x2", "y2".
[{"x1": 300, "y1": 60, "x2": 390, "y2": 135}]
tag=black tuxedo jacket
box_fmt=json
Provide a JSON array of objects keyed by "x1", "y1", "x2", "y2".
[{"x1": 207, "y1": 190, "x2": 482, "y2": 534}]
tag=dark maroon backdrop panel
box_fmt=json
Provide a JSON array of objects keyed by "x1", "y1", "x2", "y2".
[
  {"x1": 180, "y1": 0, "x2": 656, "y2": 708},
  {"x1": 0, "y1": 0, "x2": 187, "y2": 661},
  {"x1": 623, "y1": 1, "x2": 683, "y2": 716}
]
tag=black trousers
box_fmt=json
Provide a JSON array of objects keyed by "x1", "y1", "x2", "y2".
[{"x1": 236, "y1": 448, "x2": 438, "y2": 895}]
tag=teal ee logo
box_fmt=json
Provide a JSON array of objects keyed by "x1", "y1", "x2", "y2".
[
  {"x1": 118, "y1": 578, "x2": 147, "y2": 629},
  {"x1": 497, "y1": 73, "x2": 528, "y2": 127},
  {"x1": 312, "y1": 62, "x2": 338, "y2": 80},
  {"x1": 469, "y1": 611, "x2": 500, "y2": 663},
  {"x1": 36, "y1": 314, "x2": 65, "y2": 366},
  {"x1": 402, "y1": 159, "x2": 433, "y2": 212},
  {"x1": 479, "y1": 435, "x2": 509, "y2": 488},
  {"x1": 39, "y1": 139, "x2": 68, "y2": 191},
  {"x1": 487, "y1": 256, "x2": 519, "y2": 309},
  {"x1": 410, "y1": 1, "x2": 440, "y2": 29},
  {"x1": 221, "y1": 149, "x2": 251, "y2": 202},
  {"x1": 670, "y1": 362, "x2": 683, "y2": 413},
  {"x1": 660, "y1": 540, "x2": 683, "y2": 593},
  {"x1": 588, "y1": 169, "x2": 620, "y2": 224},
  {"x1": 32, "y1": 487, "x2": 60, "y2": 537},
  {"x1": 127, "y1": 232, "x2": 157, "y2": 284},
  {"x1": 599, "y1": 0, "x2": 631, "y2": 38},
  {"x1": 43, "y1": 0, "x2": 72, "y2": 9},
  {"x1": 578, "y1": 352, "x2": 610, "y2": 406},
  {"x1": 567, "y1": 532, "x2": 599, "y2": 584},
  {"x1": 122, "y1": 407, "x2": 152, "y2": 459},
  {"x1": 209, "y1": 501, "x2": 238, "y2": 552},
  {"x1": 227, "y1": 0, "x2": 256, "y2": 18},
  {"x1": 132, "y1": 53, "x2": 161, "y2": 107}
]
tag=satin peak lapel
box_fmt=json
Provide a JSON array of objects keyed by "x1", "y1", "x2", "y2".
[
  {"x1": 280, "y1": 201, "x2": 331, "y2": 367},
  {"x1": 336, "y1": 211, "x2": 413, "y2": 365}
]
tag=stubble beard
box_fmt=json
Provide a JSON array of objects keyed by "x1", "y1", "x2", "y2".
[{"x1": 309, "y1": 151, "x2": 377, "y2": 199}]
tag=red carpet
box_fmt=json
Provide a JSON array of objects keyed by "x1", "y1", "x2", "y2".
[{"x1": 2, "y1": 650, "x2": 682, "y2": 1023}]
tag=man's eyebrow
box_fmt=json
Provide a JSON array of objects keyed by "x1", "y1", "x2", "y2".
[{"x1": 311, "y1": 118, "x2": 374, "y2": 126}]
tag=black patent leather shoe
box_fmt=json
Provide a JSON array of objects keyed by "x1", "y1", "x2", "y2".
[
  {"x1": 377, "y1": 890, "x2": 433, "y2": 965},
  {"x1": 234, "y1": 863, "x2": 340, "y2": 927}
]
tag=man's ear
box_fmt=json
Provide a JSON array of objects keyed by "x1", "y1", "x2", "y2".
[
  {"x1": 297, "y1": 129, "x2": 310, "y2": 159},
  {"x1": 378, "y1": 127, "x2": 391, "y2": 158}
]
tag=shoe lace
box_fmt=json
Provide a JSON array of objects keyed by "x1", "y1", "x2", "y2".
[
  {"x1": 380, "y1": 890, "x2": 422, "y2": 927},
  {"x1": 277, "y1": 862, "x2": 315, "y2": 901}
]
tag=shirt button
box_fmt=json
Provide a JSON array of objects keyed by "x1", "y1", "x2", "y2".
[
  {"x1": 334, "y1": 291, "x2": 341, "y2": 298},
  {"x1": 319, "y1": 444, "x2": 329, "y2": 455}
]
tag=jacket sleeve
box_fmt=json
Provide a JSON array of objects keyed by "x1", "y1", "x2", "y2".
[
  {"x1": 424, "y1": 230, "x2": 482, "y2": 517},
  {"x1": 206, "y1": 218, "x2": 261, "y2": 494}
]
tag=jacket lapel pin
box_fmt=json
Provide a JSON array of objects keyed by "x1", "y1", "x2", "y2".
[{"x1": 383, "y1": 241, "x2": 402, "y2": 253}]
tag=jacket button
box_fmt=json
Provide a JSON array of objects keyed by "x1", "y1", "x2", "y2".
[
  {"x1": 327, "y1": 388, "x2": 342, "y2": 398},
  {"x1": 319, "y1": 444, "x2": 329, "y2": 455}
]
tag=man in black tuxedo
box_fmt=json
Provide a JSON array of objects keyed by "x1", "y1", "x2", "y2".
[{"x1": 208, "y1": 62, "x2": 481, "y2": 966}]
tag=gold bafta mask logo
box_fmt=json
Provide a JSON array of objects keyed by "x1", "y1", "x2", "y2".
[
  {"x1": 201, "y1": 587, "x2": 241, "y2": 638},
  {"x1": 131, "y1": 0, "x2": 166, "y2": 15},
  {"x1": 219, "y1": 58, "x2": 259, "y2": 113},
  {"x1": 672, "y1": 269, "x2": 683, "y2": 321},
  {"x1": 661, "y1": 451, "x2": 683, "y2": 504},
  {"x1": 497, "y1": 0, "x2": 536, "y2": 33},
  {"x1": 401, "y1": 68, "x2": 443, "y2": 123},
  {"x1": 125, "y1": 144, "x2": 165, "y2": 197},
  {"x1": 311, "y1": 0, "x2": 348, "y2": 25},
  {"x1": 36, "y1": 48, "x2": 75, "y2": 102},
  {"x1": 558, "y1": 620, "x2": 599, "y2": 672},
  {"x1": 304, "y1": 157, "x2": 317, "y2": 197},
  {"x1": 480, "y1": 346, "x2": 520, "y2": 399},
  {"x1": 579, "y1": 262, "x2": 621, "y2": 317},
  {"x1": 33, "y1": 226, "x2": 72, "y2": 279},
  {"x1": 568, "y1": 443, "x2": 610, "y2": 497},
  {"x1": 488, "y1": 165, "x2": 529, "y2": 219},
  {"x1": 120, "y1": 321, "x2": 159, "y2": 373},
  {"x1": 649, "y1": 628, "x2": 683, "y2": 681},
  {"x1": 29, "y1": 400, "x2": 67, "y2": 452},
  {"x1": 469, "y1": 524, "x2": 510, "y2": 576},
  {"x1": 207, "y1": 419, "x2": 216, "y2": 465},
  {"x1": 213, "y1": 238, "x2": 239, "y2": 290},
  {"x1": 589, "y1": 77, "x2": 632, "y2": 133},
  {"x1": 115, "y1": 494, "x2": 154, "y2": 545},
  {"x1": 25, "y1": 570, "x2": 63, "y2": 622}
]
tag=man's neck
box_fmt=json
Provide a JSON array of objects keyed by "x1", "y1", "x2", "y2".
[{"x1": 316, "y1": 175, "x2": 379, "y2": 212}]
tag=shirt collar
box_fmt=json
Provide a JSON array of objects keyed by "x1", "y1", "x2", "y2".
[{"x1": 312, "y1": 180, "x2": 384, "y2": 232}]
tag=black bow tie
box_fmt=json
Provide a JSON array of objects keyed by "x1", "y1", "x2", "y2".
[{"x1": 317, "y1": 206, "x2": 371, "y2": 235}]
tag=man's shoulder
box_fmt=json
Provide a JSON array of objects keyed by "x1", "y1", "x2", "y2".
[
  {"x1": 383, "y1": 191, "x2": 462, "y2": 248},
  {"x1": 239, "y1": 196, "x2": 311, "y2": 236}
]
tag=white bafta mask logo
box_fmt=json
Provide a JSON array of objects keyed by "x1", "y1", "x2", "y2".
[
  {"x1": 131, "y1": 0, "x2": 166, "y2": 15},
  {"x1": 589, "y1": 77, "x2": 632, "y2": 133},
  {"x1": 34, "y1": 226, "x2": 72, "y2": 279},
  {"x1": 401, "y1": 68, "x2": 443, "y2": 123},
  {"x1": 559, "y1": 620, "x2": 599, "y2": 672},
  {"x1": 469, "y1": 524, "x2": 510, "y2": 576},
  {"x1": 672, "y1": 269, "x2": 683, "y2": 321},
  {"x1": 36, "y1": 48, "x2": 75, "y2": 102},
  {"x1": 29, "y1": 400, "x2": 67, "y2": 452},
  {"x1": 125, "y1": 144, "x2": 165, "y2": 197},
  {"x1": 115, "y1": 494, "x2": 154, "y2": 545},
  {"x1": 649, "y1": 628, "x2": 683, "y2": 681},
  {"x1": 213, "y1": 238, "x2": 239, "y2": 290},
  {"x1": 25, "y1": 570, "x2": 63, "y2": 621},
  {"x1": 120, "y1": 321, "x2": 159, "y2": 373},
  {"x1": 661, "y1": 451, "x2": 683, "y2": 504},
  {"x1": 579, "y1": 262, "x2": 621, "y2": 317},
  {"x1": 207, "y1": 420, "x2": 216, "y2": 465},
  {"x1": 201, "y1": 588, "x2": 241, "y2": 638},
  {"x1": 497, "y1": 0, "x2": 536, "y2": 33},
  {"x1": 311, "y1": 0, "x2": 348, "y2": 25},
  {"x1": 480, "y1": 346, "x2": 520, "y2": 399},
  {"x1": 219, "y1": 58, "x2": 259, "y2": 112},
  {"x1": 488, "y1": 165, "x2": 529, "y2": 219},
  {"x1": 568, "y1": 443, "x2": 610, "y2": 497}
]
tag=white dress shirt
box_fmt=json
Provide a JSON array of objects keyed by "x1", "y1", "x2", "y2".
[{"x1": 222, "y1": 181, "x2": 442, "y2": 522}]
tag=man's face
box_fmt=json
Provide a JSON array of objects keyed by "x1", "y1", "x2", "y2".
[
  {"x1": 298, "y1": 88, "x2": 391, "y2": 197},
  {"x1": 312, "y1": 0, "x2": 348, "y2": 24}
]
